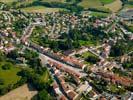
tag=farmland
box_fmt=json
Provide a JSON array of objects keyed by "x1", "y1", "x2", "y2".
[
  {"x1": 90, "y1": 11, "x2": 110, "y2": 17},
  {"x1": 78, "y1": 0, "x2": 102, "y2": 9},
  {"x1": 104, "y1": 0, "x2": 122, "y2": 12},
  {"x1": 100, "y1": 0, "x2": 116, "y2": 5},
  {"x1": 0, "y1": 0, "x2": 17, "y2": 3},
  {"x1": 78, "y1": 0, "x2": 122, "y2": 12},
  {"x1": 21, "y1": 6, "x2": 66, "y2": 13},
  {"x1": 0, "y1": 84, "x2": 37, "y2": 100},
  {"x1": 0, "y1": 0, "x2": 123, "y2": 13}
]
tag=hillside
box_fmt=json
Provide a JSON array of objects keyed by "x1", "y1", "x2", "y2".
[{"x1": 0, "y1": 0, "x2": 124, "y2": 13}]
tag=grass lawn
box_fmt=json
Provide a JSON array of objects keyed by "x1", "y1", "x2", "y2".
[
  {"x1": 79, "y1": 40, "x2": 100, "y2": 47},
  {"x1": 81, "y1": 51, "x2": 96, "y2": 59},
  {"x1": 107, "y1": 84, "x2": 119, "y2": 93},
  {"x1": 0, "y1": 62, "x2": 21, "y2": 88},
  {"x1": 40, "y1": 70, "x2": 51, "y2": 83},
  {"x1": 21, "y1": 6, "x2": 66, "y2": 13},
  {"x1": 81, "y1": 51, "x2": 99, "y2": 65},
  {"x1": 81, "y1": 51, "x2": 98, "y2": 59}
]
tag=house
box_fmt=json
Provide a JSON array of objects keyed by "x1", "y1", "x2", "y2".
[
  {"x1": 77, "y1": 81, "x2": 92, "y2": 94},
  {"x1": 60, "y1": 95, "x2": 67, "y2": 100},
  {"x1": 95, "y1": 71, "x2": 133, "y2": 86},
  {"x1": 67, "y1": 90, "x2": 77, "y2": 100}
]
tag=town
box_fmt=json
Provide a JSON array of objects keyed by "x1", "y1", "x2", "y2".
[{"x1": 0, "y1": 0, "x2": 133, "y2": 100}]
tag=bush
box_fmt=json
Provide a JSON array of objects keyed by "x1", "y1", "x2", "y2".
[
  {"x1": 85, "y1": 55, "x2": 100, "y2": 64},
  {"x1": 2, "y1": 63, "x2": 11, "y2": 70},
  {"x1": 32, "y1": 89, "x2": 52, "y2": 100},
  {"x1": 0, "y1": 79, "x2": 4, "y2": 85}
]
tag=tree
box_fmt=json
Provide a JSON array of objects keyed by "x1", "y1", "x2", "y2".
[
  {"x1": 24, "y1": 49, "x2": 39, "y2": 59},
  {"x1": 7, "y1": 50, "x2": 19, "y2": 59},
  {"x1": 110, "y1": 43, "x2": 126, "y2": 57},
  {"x1": 13, "y1": 18, "x2": 29, "y2": 35},
  {"x1": 122, "y1": 62, "x2": 133, "y2": 69},
  {"x1": 85, "y1": 55, "x2": 100, "y2": 64},
  {"x1": 34, "y1": 90, "x2": 52, "y2": 100}
]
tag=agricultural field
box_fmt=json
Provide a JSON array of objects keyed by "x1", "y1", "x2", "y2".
[
  {"x1": 41, "y1": 0, "x2": 65, "y2": 3},
  {"x1": 124, "y1": 4, "x2": 133, "y2": 9},
  {"x1": 100, "y1": 0, "x2": 115, "y2": 5},
  {"x1": 0, "y1": 0, "x2": 123, "y2": 13},
  {"x1": 0, "y1": 62, "x2": 21, "y2": 88},
  {"x1": 0, "y1": 84, "x2": 37, "y2": 100},
  {"x1": 21, "y1": 6, "x2": 66, "y2": 13},
  {"x1": 90, "y1": 11, "x2": 110, "y2": 17},
  {"x1": 78, "y1": 0, "x2": 122, "y2": 12},
  {"x1": 0, "y1": 0, "x2": 17, "y2": 3},
  {"x1": 122, "y1": 0, "x2": 133, "y2": 10},
  {"x1": 78, "y1": 0, "x2": 102, "y2": 9},
  {"x1": 104, "y1": 0, "x2": 122, "y2": 12}
]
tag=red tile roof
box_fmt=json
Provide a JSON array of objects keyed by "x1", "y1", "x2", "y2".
[
  {"x1": 60, "y1": 95, "x2": 67, "y2": 100},
  {"x1": 67, "y1": 90, "x2": 77, "y2": 100},
  {"x1": 48, "y1": 60, "x2": 81, "y2": 78},
  {"x1": 96, "y1": 71, "x2": 133, "y2": 86}
]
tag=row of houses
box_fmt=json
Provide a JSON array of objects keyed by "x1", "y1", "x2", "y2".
[
  {"x1": 49, "y1": 62, "x2": 79, "y2": 100},
  {"x1": 48, "y1": 60, "x2": 81, "y2": 80},
  {"x1": 95, "y1": 71, "x2": 133, "y2": 87}
]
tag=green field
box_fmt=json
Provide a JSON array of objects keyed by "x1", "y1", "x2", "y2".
[
  {"x1": 40, "y1": 70, "x2": 51, "y2": 83},
  {"x1": 78, "y1": 0, "x2": 122, "y2": 12},
  {"x1": 21, "y1": 6, "x2": 66, "y2": 13},
  {"x1": 78, "y1": 0, "x2": 102, "y2": 9},
  {"x1": 81, "y1": 51, "x2": 98, "y2": 59},
  {"x1": 90, "y1": 11, "x2": 109, "y2": 17},
  {"x1": 0, "y1": 0, "x2": 17, "y2": 3},
  {"x1": 79, "y1": 40, "x2": 100, "y2": 47},
  {"x1": 0, "y1": 62, "x2": 21, "y2": 88},
  {"x1": 81, "y1": 51, "x2": 99, "y2": 65},
  {"x1": 0, "y1": 0, "x2": 122, "y2": 13},
  {"x1": 100, "y1": 0, "x2": 115, "y2": 4},
  {"x1": 78, "y1": 0, "x2": 117, "y2": 8},
  {"x1": 41, "y1": 0, "x2": 65, "y2": 3},
  {"x1": 124, "y1": 4, "x2": 133, "y2": 9}
]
